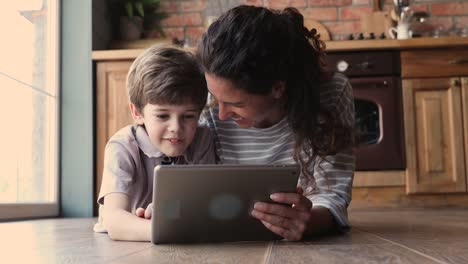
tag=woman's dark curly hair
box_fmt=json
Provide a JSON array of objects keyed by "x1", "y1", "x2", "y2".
[{"x1": 197, "y1": 5, "x2": 354, "y2": 181}]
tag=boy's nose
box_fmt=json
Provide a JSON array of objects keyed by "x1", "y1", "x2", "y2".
[{"x1": 168, "y1": 118, "x2": 183, "y2": 132}]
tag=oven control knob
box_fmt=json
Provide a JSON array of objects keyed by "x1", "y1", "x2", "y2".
[{"x1": 336, "y1": 60, "x2": 349, "y2": 72}]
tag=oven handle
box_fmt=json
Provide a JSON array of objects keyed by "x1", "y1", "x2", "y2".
[
  {"x1": 355, "y1": 61, "x2": 374, "y2": 70},
  {"x1": 352, "y1": 80, "x2": 389, "y2": 86}
]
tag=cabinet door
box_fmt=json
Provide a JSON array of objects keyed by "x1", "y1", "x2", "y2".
[
  {"x1": 463, "y1": 77, "x2": 468, "y2": 190},
  {"x1": 96, "y1": 61, "x2": 134, "y2": 200},
  {"x1": 403, "y1": 78, "x2": 466, "y2": 194}
]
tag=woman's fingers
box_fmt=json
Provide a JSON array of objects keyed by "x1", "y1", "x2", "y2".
[
  {"x1": 252, "y1": 207, "x2": 310, "y2": 231},
  {"x1": 260, "y1": 220, "x2": 289, "y2": 240},
  {"x1": 254, "y1": 201, "x2": 296, "y2": 218},
  {"x1": 251, "y1": 191, "x2": 313, "y2": 241},
  {"x1": 259, "y1": 219, "x2": 304, "y2": 241},
  {"x1": 251, "y1": 209, "x2": 295, "y2": 230},
  {"x1": 270, "y1": 192, "x2": 313, "y2": 211}
]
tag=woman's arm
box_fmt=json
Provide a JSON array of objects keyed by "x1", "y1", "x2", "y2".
[
  {"x1": 102, "y1": 193, "x2": 151, "y2": 241},
  {"x1": 252, "y1": 150, "x2": 355, "y2": 241},
  {"x1": 251, "y1": 190, "x2": 338, "y2": 239},
  {"x1": 251, "y1": 187, "x2": 338, "y2": 241}
]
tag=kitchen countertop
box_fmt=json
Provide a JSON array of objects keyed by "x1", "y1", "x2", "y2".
[
  {"x1": 325, "y1": 36, "x2": 468, "y2": 51},
  {"x1": 92, "y1": 36, "x2": 468, "y2": 61},
  {"x1": 2, "y1": 208, "x2": 467, "y2": 263}
]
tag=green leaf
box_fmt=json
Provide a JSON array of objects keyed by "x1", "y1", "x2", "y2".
[
  {"x1": 135, "y1": 2, "x2": 144, "y2": 17},
  {"x1": 142, "y1": 0, "x2": 160, "y2": 5},
  {"x1": 125, "y1": 2, "x2": 133, "y2": 18}
]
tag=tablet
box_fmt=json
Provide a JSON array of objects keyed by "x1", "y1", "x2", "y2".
[{"x1": 151, "y1": 164, "x2": 300, "y2": 244}]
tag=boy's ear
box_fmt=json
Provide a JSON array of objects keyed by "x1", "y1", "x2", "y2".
[
  {"x1": 271, "y1": 81, "x2": 286, "y2": 99},
  {"x1": 129, "y1": 103, "x2": 144, "y2": 125}
]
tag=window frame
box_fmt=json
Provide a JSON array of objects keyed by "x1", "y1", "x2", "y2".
[{"x1": 0, "y1": 0, "x2": 60, "y2": 221}]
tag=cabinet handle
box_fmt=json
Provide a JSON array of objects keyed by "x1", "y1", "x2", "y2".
[
  {"x1": 448, "y1": 59, "x2": 468, "y2": 65},
  {"x1": 452, "y1": 79, "x2": 461, "y2": 87}
]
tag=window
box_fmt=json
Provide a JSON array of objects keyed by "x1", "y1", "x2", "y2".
[{"x1": 0, "y1": 1, "x2": 59, "y2": 220}]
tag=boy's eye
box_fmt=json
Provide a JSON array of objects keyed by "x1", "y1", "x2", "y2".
[
  {"x1": 183, "y1": 114, "x2": 196, "y2": 119},
  {"x1": 155, "y1": 114, "x2": 169, "y2": 119}
]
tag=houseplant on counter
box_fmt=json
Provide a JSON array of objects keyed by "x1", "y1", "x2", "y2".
[{"x1": 117, "y1": 0, "x2": 167, "y2": 41}]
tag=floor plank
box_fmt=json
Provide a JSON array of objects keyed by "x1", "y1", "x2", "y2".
[
  {"x1": 276, "y1": 228, "x2": 388, "y2": 246},
  {"x1": 350, "y1": 208, "x2": 468, "y2": 264},
  {"x1": 111, "y1": 242, "x2": 270, "y2": 264},
  {"x1": 350, "y1": 209, "x2": 468, "y2": 241},
  {"x1": 1, "y1": 209, "x2": 467, "y2": 264},
  {"x1": 268, "y1": 244, "x2": 441, "y2": 264},
  {"x1": 0, "y1": 218, "x2": 152, "y2": 264},
  {"x1": 387, "y1": 240, "x2": 468, "y2": 264}
]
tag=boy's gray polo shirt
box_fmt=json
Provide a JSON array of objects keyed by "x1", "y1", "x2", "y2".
[{"x1": 94, "y1": 124, "x2": 216, "y2": 232}]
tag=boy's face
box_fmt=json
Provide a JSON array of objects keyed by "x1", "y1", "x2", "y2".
[{"x1": 130, "y1": 103, "x2": 200, "y2": 157}]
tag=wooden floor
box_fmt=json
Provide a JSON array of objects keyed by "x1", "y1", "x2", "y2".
[{"x1": 1, "y1": 208, "x2": 467, "y2": 263}]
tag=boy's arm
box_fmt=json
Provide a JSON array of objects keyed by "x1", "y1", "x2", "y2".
[{"x1": 102, "y1": 193, "x2": 151, "y2": 242}]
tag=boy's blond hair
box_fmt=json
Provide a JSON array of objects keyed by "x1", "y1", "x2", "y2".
[{"x1": 127, "y1": 45, "x2": 207, "y2": 113}]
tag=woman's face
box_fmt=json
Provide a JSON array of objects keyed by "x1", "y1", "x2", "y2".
[{"x1": 205, "y1": 73, "x2": 286, "y2": 128}]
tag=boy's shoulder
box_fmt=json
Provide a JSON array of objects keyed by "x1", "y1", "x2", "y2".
[
  {"x1": 107, "y1": 125, "x2": 138, "y2": 145},
  {"x1": 105, "y1": 125, "x2": 140, "y2": 155}
]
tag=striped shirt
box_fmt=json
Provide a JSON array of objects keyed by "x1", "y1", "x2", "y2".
[{"x1": 201, "y1": 73, "x2": 355, "y2": 230}]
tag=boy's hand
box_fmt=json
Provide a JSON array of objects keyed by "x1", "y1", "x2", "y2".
[{"x1": 135, "y1": 203, "x2": 153, "y2": 219}]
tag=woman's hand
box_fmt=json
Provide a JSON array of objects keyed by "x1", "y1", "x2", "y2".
[
  {"x1": 251, "y1": 187, "x2": 313, "y2": 241},
  {"x1": 135, "y1": 203, "x2": 153, "y2": 219}
]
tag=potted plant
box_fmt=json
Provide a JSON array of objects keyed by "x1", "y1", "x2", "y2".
[{"x1": 118, "y1": 0, "x2": 167, "y2": 41}]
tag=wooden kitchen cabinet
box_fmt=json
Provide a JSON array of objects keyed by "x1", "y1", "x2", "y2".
[
  {"x1": 401, "y1": 48, "x2": 468, "y2": 194},
  {"x1": 95, "y1": 60, "x2": 134, "y2": 199},
  {"x1": 402, "y1": 77, "x2": 466, "y2": 193}
]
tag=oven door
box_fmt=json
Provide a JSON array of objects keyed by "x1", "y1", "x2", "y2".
[{"x1": 351, "y1": 76, "x2": 406, "y2": 170}]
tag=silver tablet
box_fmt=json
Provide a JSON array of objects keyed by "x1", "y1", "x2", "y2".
[{"x1": 151, "y1": 164, "x2": 300, "y2": 244}]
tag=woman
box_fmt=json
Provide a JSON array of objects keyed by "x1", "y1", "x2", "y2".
[{"x1": 197, "y1": 5, "x2": 355, "y2": 241}]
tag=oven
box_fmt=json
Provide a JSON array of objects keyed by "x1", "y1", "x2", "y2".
[{"x1": 326, "y1": 51, "x2": 406, "y2": 170}]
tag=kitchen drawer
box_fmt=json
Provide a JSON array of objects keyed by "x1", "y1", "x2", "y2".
[{"x1": 401, "y1": 48, "x2": 468, "y2": 78}]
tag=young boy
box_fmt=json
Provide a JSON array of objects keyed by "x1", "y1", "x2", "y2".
[{"x1": 94, "y1": 45, "x2": 216, "y2": 241}]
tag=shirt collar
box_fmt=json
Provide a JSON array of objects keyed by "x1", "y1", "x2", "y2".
[{"x1": 134, "y1": 125, "x2": 165, "y2": 158}]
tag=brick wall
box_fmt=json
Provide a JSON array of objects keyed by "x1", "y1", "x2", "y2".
[{"x1": 157, "y1": 0, "x2": 468, "y2": 42}]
